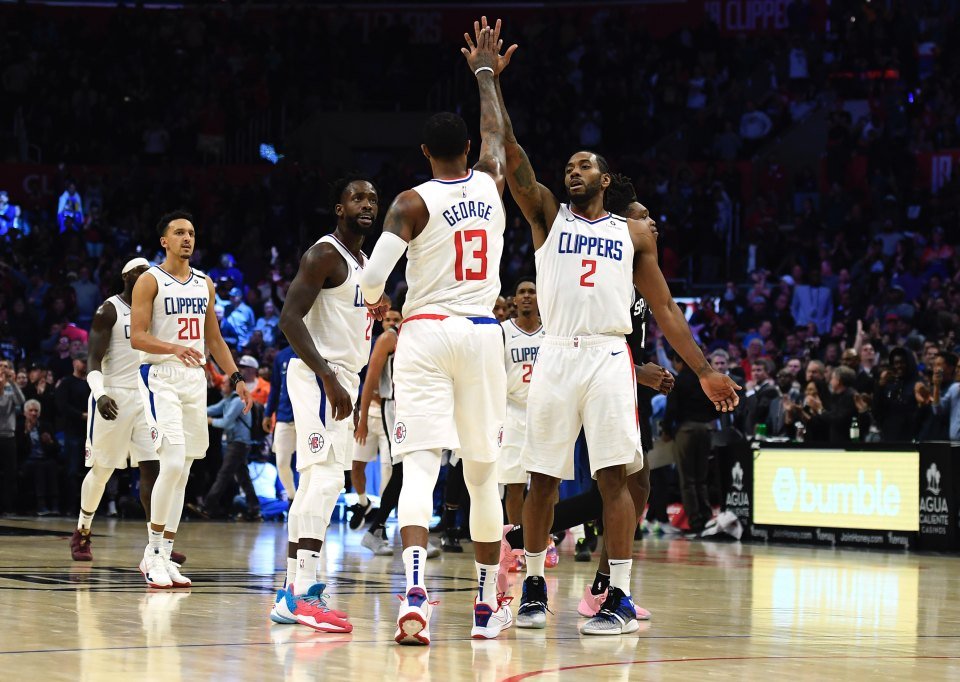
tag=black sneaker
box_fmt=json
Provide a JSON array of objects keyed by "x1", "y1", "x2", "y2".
[
  {"x1": 575, "y1": 538, "x2": 592, "y2": 562},
  {"x1": 585, "y1": 522, "x2": 599, "y2": 552},
  {"x1": 347, "y1": 500, "x2": 372, "y2": 530},
  {"x1": 441, "y1": 528, "x2": 463, "y2": 553},
  {"x1": 516, "y1": 576, "x2": 548, "y2": 628}
]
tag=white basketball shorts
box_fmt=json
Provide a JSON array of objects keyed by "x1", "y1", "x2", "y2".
[
  {"x1": 84, "y1": 386, "x2": 156, "y2": 469},
  {"x1": 286, "y1": 358, "x2": 359, "y2": 472},
  {"x1": 272, "y1": 420, "x2": 296, "y2": 460},
  {"x1": 498, "y1": 400, "x2": 528, "y2": 485},
  {"x1": 391, "y1": 314, "x2": 506, "y2": 463},
  {"x1": 352, "y1": 402, "x2": 390, "y2": 464},
  {"x1": 523, "y1": 335, "x2": 642, "y2": 480},
  {"x1": 137, "y1": 364, "x2": 209, "y2": 458}
]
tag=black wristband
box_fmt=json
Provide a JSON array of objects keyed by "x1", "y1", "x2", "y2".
[{"x1": 229, "y1": 371, "x2": 243, "y2": 388}]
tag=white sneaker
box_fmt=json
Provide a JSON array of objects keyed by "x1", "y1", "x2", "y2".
[
  {"x1": 139, "y1": 547, "x2": 172, "y2": 588},
  {"x1": 471, "y1": 595, "x2": 513, "y2": 639},
  {"x1": 426, "y1": 541, "x2": 441, "y2": 559},
  {"x1": 361, "y1": 528, "x2": 393, "y2": 556},
  {"x1": 163, "y1": 556, "x2": 192, "y2": 588},
  {"x1": 395, "y1": 587, "x2": 432, "y2": 645}
]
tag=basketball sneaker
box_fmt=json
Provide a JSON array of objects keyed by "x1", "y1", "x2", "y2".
[
  {"x1": 545, "y1": 540, "x2": 559, "y2": 568},
  {"x1": 270, "y1": 587, "x2": 298, "y2": 624},
  {"x1": 426, "y1": 541, "x2": 441, "y2": 559},
  {"x1": 574, "y1": 539, "x2": 591, "y2": 562},
  {"x1": 362, "y1": 527, "x2": 393, "y2": 556},
  {"x1": 285, "y1": 583, "x2": 352, "y2": 633},
  {"x1": 580, "y1": 587, "x2": 640, "y2": 635},
  {"x1": 347, "y1": 500, "x2": 372, "y2": 530},
  {"x1": 164, "y1": 557, "x2": 192, "y2": 588},
  {"x1": 139, "y1": 547, "x2": 172, "y2": 588},
  {"x1": 70, "y1": 529, "x2": 93, "y2": 561},
  {"x1": 471, "y1": 594, "x2": 514, "y2": 639},
  {"x1": 516, "y1": 576, "x2": 548, "y2": 629},
  {"x1": 395, "y1": 587, "x2": 433, "y2": 645},
  {"x1": 441, "y1": 528, "x2": 463, "y2": 553},
  {"x1": 577, "y1": 585, "x2": 651, "y2": 619}
]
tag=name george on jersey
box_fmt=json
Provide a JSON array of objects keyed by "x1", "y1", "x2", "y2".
[
  {"x1": 557, "y1": 232, "x2": 624, "y2": 261},
  {"x1": 163, "y1": 296, "x2": 208, "y2": 316},
  {"x1": 442, "y1": 200, "x2": 495, "y2": 227}
]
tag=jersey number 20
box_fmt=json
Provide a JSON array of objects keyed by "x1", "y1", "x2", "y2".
[
  {"x1": 177, "y1": 317, "x2": 201, "y2": 341},
  {"x1": 454, "y1": 229, "x2": 488, "y2": 281}
]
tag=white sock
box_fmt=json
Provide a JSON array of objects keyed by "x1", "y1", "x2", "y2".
[
  {"x1": 78, "y1": 511, "x2": 94, "y2": 531},
  {"x1": 403, "y1": 546, "x2": 427, "y2": 593},
  {"x1": 147, "y1": 527, "x2": 163, "y2": 552},
  {"x1": 569, "y1": 524, "x2": 585, "y2": 542},
  {"x1": 285, "y1": 557, "x2": 297, "y2": 589},
  {"x1": 162, "y1": 538, "x2": 174, "y2": 559},
  {"x1": 476, "y1": 562, "x2": 500, "y2": 608},
  {"x1": 608, "y1": 559, "x2": 632, "y2": 596},
  {"x1": 525, "y1": 549, "x2": 546, "y2": 578},
  {"x1": 295, "y1": 549, "x2": 319, "y2": 594},
  {"x1": 358, "y1": 493, "x2": 369, "y2": 506}
]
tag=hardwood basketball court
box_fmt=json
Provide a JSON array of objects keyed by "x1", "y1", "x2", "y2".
[{"x1": 1, "y1": 518, "x2": 957, "y2": 680}]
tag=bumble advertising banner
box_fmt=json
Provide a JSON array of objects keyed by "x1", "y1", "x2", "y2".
[{"x1": 754, "y1": 449, "x2": 919, "y2": 532}]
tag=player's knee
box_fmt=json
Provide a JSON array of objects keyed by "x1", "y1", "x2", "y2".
[
  {"x1": 529, "y1": 472, "x2": 559, "y2": 498},
  {"x1": 596, "y1": 465, "x2": 628, "y2": 495}
]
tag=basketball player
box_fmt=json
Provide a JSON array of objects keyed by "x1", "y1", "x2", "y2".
[
  {"x1": 500, "y1": 279, "x2": 543, "y2": 527},
  {"x1": 72, "y1": 258, "x2": 184, "y2": 565},
  {"x1": 265, "y1": 343, "x2": 298, "y2": 501},
  {"x1": 269, "y1": 175, "x2": 379, "y2": 633},
  {"x1": 358, "y1": 23, "x2": 512, "y2": 643},
  {"x1": 489, "y1": 25, "x2": 740, "y2": 635},
  {"x1": 347, "y1": 304, "x2": 398, "y2": 530},
  {"x1": 131, "y1": 211, "x2": 252, "y2": 589}
]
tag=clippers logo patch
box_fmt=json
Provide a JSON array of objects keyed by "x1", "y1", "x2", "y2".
[
  {"x1": 497, "y1": 427, "x2": 503, "y2": 448},
  {"x1": 150, "y1": 427, "x2": 159, "y2": 442},
  {"x1": 394, "y1": 421, "x2": 407, "y2": 444},
  {"x1": 308, "y1": 432, "x2": 325, "y2": 453},
  {"x1": 84, "y1": 447, "x2": 92, "y2": 463}
]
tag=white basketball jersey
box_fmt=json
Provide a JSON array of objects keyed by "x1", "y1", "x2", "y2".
[
  {"x1": 141, "y1": 266, "x2": 209, "y2": 366},
  {"x1": 404, "y1": 170, "x2": 505, "y2": 318},
  {"x1": 301, "y1": 235, "x2": 371, "y2": 374},
  {"x1": 101, "y1": 295, "x2": 138, "y2": 389},
  {"x1": 377, "y1": 328, "x2": 397, "y2": 400},
  {"x1": 502, "y1": 318, "x2": 545, "y2": 407},
  {"x1": 535, "y1": 204, "x2": 634, "y2": 338}
]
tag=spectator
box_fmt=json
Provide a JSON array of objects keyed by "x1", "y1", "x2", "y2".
[
  {"x1": 208, "y1": 254, "x2": 244, "y2": 289},
  {"x1": 1, "y1": 363, "x2": 25, "y2": 514},
  {"x1": 0, "y1": 191, "x2": 22, "y2": 239},
  {"x1": 873, "y1": 348, "x2": 922, "y2": 442},
  {"x1": 712, "y1": 120, "x2": 742, "y2": 161},
  {"x1": 931, "y1": 352, "x2": 959, "y2": 442},
  {"x1": 70, "y1": 266, "x2": 99, "y2": 329},
  {"x1": 57, "y1": 181, "x2": 84, "y2": 233},
  {"x1": 243, "y1": 450, "x2": 290, "y2": 520},
  {"x1": 49, "y1": 335, "x2": 75, "y2": 381},
  {"x1": 55, "y1": 352, "x2": 90, "y2": 509},
  {"x1": 791, "y1": 271, "x2": 833, "y2": 334},
  {"x1": 739, "y1": 101, "x2": 773, "y2": 141},
  {"x1": 239, "y1": 355, "x2": 270, "y2": 405},
  {"x1": 254, "y1": 301, "x2": 281, "y2": 349},
  {"x1": 194, "y1": 381, "x2": 261, "y2": 521},
  {"x1": 809, "y1": 366, "x2": 861, "y2": 444},
  {"x1": 663, "y1": 350, "x2": 717, "y2": 534},
  {"x1": 16, "y1": 399, "x2": 60, "y2": 515},
  {"x1": 743, "y1": 358, "x2": 780, "y2": 435},
  {"x1": 222, "y1": 288, "x2": 255, "y2": 350},
  {"x1": 768, "y1": 369, "x2": 799, "y2": 436},
  {"x1": 23, "y1": 363, "x2": 55, "y2": 426}
]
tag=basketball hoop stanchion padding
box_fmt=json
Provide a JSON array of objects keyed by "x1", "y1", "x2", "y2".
[{"x1": 917, "y1": 442, "x2": 959, "y2": 552}]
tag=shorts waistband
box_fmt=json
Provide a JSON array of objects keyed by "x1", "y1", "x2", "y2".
[
  {"x1": 543, "y1": 334, "x2": 625, "y2": 349},
  {"x1": 401, "y1": 313, "x2": 499, "y2": 329},
  {"x1": 141, "y1": 363, "x2": 204, "y2": 375}
]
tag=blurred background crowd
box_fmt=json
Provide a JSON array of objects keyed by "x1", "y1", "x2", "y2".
[{"x1": 0, "y1": 0, "x2": 958, "y2": 519}]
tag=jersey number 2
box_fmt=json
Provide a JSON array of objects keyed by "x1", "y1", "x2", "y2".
[
  {"x1": 522, "y1": 363, "x2": 533, "y2": 383},
  {"x1": 580, "y1": 259, "x2": 597, "y2": 287},
  {"x1": 177, "y1": 317, "x2": 201, "y2": 340},
  {"x1": 454, "y1": 229, "x2": 488, "y2": 281}
]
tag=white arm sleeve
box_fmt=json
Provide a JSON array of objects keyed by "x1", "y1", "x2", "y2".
[{"x1": 359, "y1": 231, "x2": 408, "y2": 304}]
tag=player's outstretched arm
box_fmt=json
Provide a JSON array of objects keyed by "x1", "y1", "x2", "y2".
[
  {"x1": 462, "y1": 18, "x2": 506, "y2": 195},
  {"x1": 358, "y1": 190, "x2": 427, "y2": 318},
  {"x1": 355, "y1": 329, "x2": 397, "y2": 446},
  {"x1": 203, "y1": 277, "x2": 251, "y2": 413},
  {"x1": 86, "y1": 301, "x2": 119, "y2": 420},
  {"x1": 278, "y1": 245, "x2": 353, "y2": 420},
  {"x1": 130, "y1": 272, "x2": 204, "y2": 367},
  {"x1": 630, "y1": 222, "x2": 741, "y2": 412}
]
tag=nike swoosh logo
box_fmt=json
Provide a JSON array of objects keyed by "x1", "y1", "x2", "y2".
[
  {"x1": 611, "y1": 351, "x2": 625, "y2": 356},
  {"x1": 511, "y1": 334, "x2": 521, "y2": 338},
  {"x1": 164, "y1": 282, "x2": 174, "y2": 286}
]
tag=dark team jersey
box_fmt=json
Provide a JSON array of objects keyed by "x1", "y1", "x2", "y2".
[{"x1": 626, "y1": 288, "x2": 654, "y2": 452}]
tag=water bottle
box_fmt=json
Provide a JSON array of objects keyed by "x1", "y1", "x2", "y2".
[
  {"x1": 795, "y1": 422, "x2": 806, "y2": 443},
  {"x1": 849, "y1": 416, "x2": 860, "y2": 441},
  {"x1": 755, "y1": 423, "x2": 768, "y2": 440}
]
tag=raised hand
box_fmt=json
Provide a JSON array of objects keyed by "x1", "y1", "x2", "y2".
[
  {"x1": 460, "y1": 16, "x2": 499, "y2": 75},
  {"x1": 482, "y1": 16, "x2": 518, "y2": 76}
]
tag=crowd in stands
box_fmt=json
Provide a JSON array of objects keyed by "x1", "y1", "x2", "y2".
[{"x1": 1, "y1": 2, "x2": 959, "y2": 519}]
